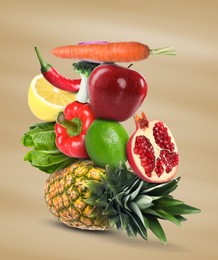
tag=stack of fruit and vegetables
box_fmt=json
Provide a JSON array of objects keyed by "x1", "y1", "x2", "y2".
[{"x1": 21, "y1": 41, "x2": 200, "y2": 244}]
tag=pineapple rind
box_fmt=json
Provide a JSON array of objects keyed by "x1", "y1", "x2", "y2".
[{"x1": 44, "y1": 160, "x2": 109, "y2": 231}]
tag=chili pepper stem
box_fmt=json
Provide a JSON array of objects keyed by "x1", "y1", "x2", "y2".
[
  {"x1": 57, "y1": 112, "x2": 82, "y2": 137},
  {"x1": 34, "y1": 47, "x2": 52, "y2": 73}
]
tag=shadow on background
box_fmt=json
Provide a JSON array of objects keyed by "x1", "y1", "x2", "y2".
[{"x1": 41, "y1": 218, "x2": 189, "y2": 252}]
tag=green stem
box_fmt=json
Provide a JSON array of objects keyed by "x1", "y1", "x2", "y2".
[
  {"x1": 76, "y1": 74, "x2": 89, "y2": 103},
  {"x1": 149, "y1": 46, "x2": 176, "y2": 56},
  {"x1": 34, "y1": 46, "x2": 52, "y2": 73},
  {"x1": 57, "y1": 112, "x2": 82, "y2": 137}
]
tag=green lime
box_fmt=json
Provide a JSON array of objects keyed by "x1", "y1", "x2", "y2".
[{"x1": 85, "y1": 119, "x2": 129, "y2": 167}]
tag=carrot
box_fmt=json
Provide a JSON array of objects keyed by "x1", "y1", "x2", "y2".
[{"x1": 52, "y1": 42, "x2": 176, "y2": 62}]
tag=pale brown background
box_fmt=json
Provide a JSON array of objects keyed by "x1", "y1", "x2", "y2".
[{"x1": 1, "y1": 0, "x2": 218, "y2": 259}]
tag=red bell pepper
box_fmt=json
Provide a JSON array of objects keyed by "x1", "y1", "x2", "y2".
[{"x1": 55, "y1": 101, "x2": 95, "y2": 158}]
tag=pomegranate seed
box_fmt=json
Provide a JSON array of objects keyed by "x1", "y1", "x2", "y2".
[
  {"x1": 166, "y1": 165, "x2": 172, "y2": 173},
  {"x1": 155, "y1": 166, "x2": 164, "y2": 177}
]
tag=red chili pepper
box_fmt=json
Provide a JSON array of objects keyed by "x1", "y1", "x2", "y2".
[
  {"x1": 55, "y1": 101, "x2": 95, "y2": 158},
  {"x1": 35, "y1": 47, "x2": 81, "y2": 92}
]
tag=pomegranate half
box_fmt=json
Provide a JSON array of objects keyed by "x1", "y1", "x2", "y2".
[{"x1": 127, "y1": 113, "x2": 179, "y2": 183}]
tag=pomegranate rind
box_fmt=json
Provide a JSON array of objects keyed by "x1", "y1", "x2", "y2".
[{"x1": 127, "y1": 120, "x2": 179, "y2": 183}]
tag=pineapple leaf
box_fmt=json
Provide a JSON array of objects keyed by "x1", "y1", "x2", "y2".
[
  {"x1": 129, "y1": 180, "x2": 143, "y2": 201},
  {"x1": 142, "y1": 208, "x2": 164, "y2": 219},
  {"x1": 155, "y1": 196, "x2": 184, "y2": 207},
  {"x1": 147, "y1": 216, "x2": 167, "y2": 244},
  {"x1": 155, "y1": 209, "x2": 182, "y2": 226},
  {"x1": 117, "y1": 166, "x2": 129, "y2": 186},
  {"x1": 85, "y1": 163, "x2": 200, "y2": 243},
  {"x1": 108, "y1": 184, "x2": 123, "y2": 194},
  {"x1": 127, "y1": 211, "x2": 148, "y2": 240},
  {"x1": 143, "y1": 215, "x2": 149, "y2": 228},
  {"x1": 128, "y1": 202, "x2": 146, "y2": 228},
  {"x1": 103, "y1": 200, "x2": 118, "y2": 216},
  {"x1": 115, "y1": 192, "x2": 126, "y2": 206},
  {"x1": 134, "y1": 195, "x2": 153, "y2": 210},
  {"x1": 85, "y1": 180, "x2": 105, "y2": 196},
  {"x1": 109, "y1": 215, "x2": 120, "y2": 227},
  {"x1": 123, "y1": 194, "x2": 131, "y2": 211},
  {"x1": 95, "y1": 193, "x2": 109, "y2": 207},
  {"x1": 143, "y1": 177, "x2": 180, "y2": 196},
  {"x1": 117, "y1": 206, "x2": 130, "y2": 230},
  {"x1": 174, "y1": 215, "x2": 187, "y2": 222},
  {"x1": 89, "y1": 207, "x2": 103, "y2": 218},
  {"x1": 85, "y1": 196, "x2": 99, "y2": 206},
  {"x1": 105, "y1": 165, "x2": 118, "y2": 184},
  {"x1": 160, "y1": 203, "x2": 201, "y2": 215},
  {"x1": 126, "y1": 224, "x2": 138, "y2": 237}
]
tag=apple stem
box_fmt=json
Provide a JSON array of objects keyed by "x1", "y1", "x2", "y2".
[{"x1": 149, "y1": 46, "x2": 176, "y2": 56}]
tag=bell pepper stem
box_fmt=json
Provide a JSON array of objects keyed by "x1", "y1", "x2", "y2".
[
  {"x1": 34, "y1": 47, "x2": 52, "y2": 73},
  {"x1": 57, "y1": 112, "x2": 82, "y2": 137}
]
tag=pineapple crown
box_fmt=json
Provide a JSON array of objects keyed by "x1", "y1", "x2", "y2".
[{"x1": 85, "y1": 163, "x2": 200, "y2": 244}]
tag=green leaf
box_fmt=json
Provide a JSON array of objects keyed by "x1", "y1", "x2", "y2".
[
  {"x1": 115, "y1": 191, "x2": 126, "y2": 206},
  {"x1": 126, "y1": 209, "x2": 148, "y2": 240},
  {"x1": 36, "y1": 159, "x2": 72, "y2": 174},
  {"x1": 29, "y1": 122, "x2": 56, "y2": 131},
  {"x1": 24, "y1": 151, "x2": 32, "y2": 162},
  {"x1": 141, "y1": 180, "x2": 150, "y2": 189},
  {"x1": 22, "y1": 122, "x2": 74, "y2": 173},
  {"x1": 85, "y1": 196, "x2": 99, "y2": 206},
  {"x1": 21, "y1": 122, "x2": 56, "y2": 148},
  {"x1": 108, "y1": 184, "x2": 123, "y2": 194},
  {"x1": 162, "y1": 203, "x2": 201, "y2": 215},
  {"x1": 143, "y1": 215, "x2": 149, "y2": 229},
  {"x1": 129, "y1": 202, "x2": 145, "y2": 228},
  {"x1": 24, "y1": 150, "x2": 73, "y2": 173},
  {"x1": 134, "y1": 195, "x2": 153, "y2": 210},
  {"x1": 126, "y1": 224, "x2": 138, "y2": 238},
  {"x1": 142, "y1": 208, "x2": 164, "y2": 218},
  {"x1": 174, "y1": 215, "x2": 187, "y2": 222},
  {"x1": 147, "y1": 216, "x2": 167, "y2": 244},
  {"x1": 155, "y1": 209, "x2": 182, "y2": 226},
  {"x1": 95, "y1": 193, "x2": 109, "y2": 207},
  {"x1": 85, "y1": 180, "x2": 105, "y2": 196},
  {"x1": 117, "y1": 167, "x2": 129, "y2": 186},
  {"x1": 105, "y1": 165, "x2": 121, "y2": 185},
  {"x1": 88, "y1": 207, "x2": 100, "y2": 218},
  {"x1": 156, "y1": 196, "x2": 184, "y2": 207},
  {"x1": 21, "y1": 133, "x2": 34, "y2": 147},
  {"x1": 123, "y1": 194, "x2": 131, "y2": 211},
  {"x1": 29, "y1": 150, "x2": 70, "y2": 167},
  {"x1": 143, "y1": 177, "x2": 180, "y2": 196},
  {"x1": 117, "y1": 206, "x2": 130, "y2": 230},
  {"x1": 103, "y1": 200, "x2": 118, "y2": 216},
  {"x1": 30, "y1": 131, "x2": 57, "y2": 150},
  {"x1": 129, "y1": 180, "x2": 143, "y2": 201},
  {"x1": 109, "y1": 215, "x2": 120, "y2": 227}
]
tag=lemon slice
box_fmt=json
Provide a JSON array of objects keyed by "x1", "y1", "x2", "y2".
[{"x1": 28, "y1": 74, "x2": 77, "y2": 121}]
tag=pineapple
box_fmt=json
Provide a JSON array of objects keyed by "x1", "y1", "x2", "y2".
[
  {"x1": 44, "y1": 160, "x2": 200, "y2": 244},
  {"x1": 45, "y1": 160, "x2": 108, "y2": 230}
]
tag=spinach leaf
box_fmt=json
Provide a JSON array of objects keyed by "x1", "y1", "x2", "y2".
[
  {"x1": 21, "y1": 122, "x2": 57, "y2": 150},
  {"x1": 21, "y1": 122, "x2": 74, "y2": 174}
]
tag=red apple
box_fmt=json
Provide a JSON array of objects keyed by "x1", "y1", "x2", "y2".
[{"x1": 88, "y1": 64, "x2": 148, "y2": 122}]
